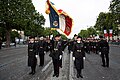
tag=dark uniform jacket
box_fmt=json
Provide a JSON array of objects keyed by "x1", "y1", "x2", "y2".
[
  {"x1": 49, "y1": 40, "x2": 63, "y2": 59},
  {"x1": 99, "y1": 40, "x2": 109, "y2": 54},
  {"x1": 28, "y1": 42, "x2": 37, "y2": 66},
  {"x1": 37, "y1": 40, "x2": 46, "y2": 55},
  {"x1": 68, "y1": 41, "x2": 72, "y2": 50},
  {"x1": 73, "y1": 42, "x2": 85, "y2": 69}
]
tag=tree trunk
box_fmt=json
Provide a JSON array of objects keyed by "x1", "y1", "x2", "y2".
[{"x1": 6, "y1": 28, "x2": 11, "y2": 48}]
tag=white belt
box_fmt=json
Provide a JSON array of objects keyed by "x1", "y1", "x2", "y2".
[
  {"x1": 77, "y1": 50, "x2": 81, "y2": 52},
  {"x1": 29, "y1": 49, "x2": 33, "y2": 51},
  {"x1": 54, "y1": 48, "x2": 58, "y2": 51}
]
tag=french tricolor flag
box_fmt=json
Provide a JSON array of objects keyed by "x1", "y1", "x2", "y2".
[{"x1": 45, "y1": 0, "x2": 73, "y2": 36}]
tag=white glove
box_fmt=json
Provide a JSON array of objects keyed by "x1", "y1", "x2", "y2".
[
  {"x1": 62, "y1": 51, "x2": 64, "y2": 54},
  {"x1": 59, "y1": 55, "x2": 62, "y2": 59},
  {"x1": 83, "y1": 57, "x2": 85, "y2": 60},
  {"x1": 44, "y1": 51, "x2": 46, "y2": 54},
  {"x1": 35, "y1": 55, "x2": 38, "y2": 58},
  {"x1": 73, "y1": 57, "x2": 75, "y2": 61},
  {"x1": 99, "y1": 52, "x2": 101, "y2": 55},
  {"x1": 71, "y1": 51, "x2": 73, "y2": 54}
]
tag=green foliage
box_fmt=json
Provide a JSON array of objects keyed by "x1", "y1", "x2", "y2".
[
  {"x1": 0, "y1": 0, "x2": 46, "y2": 47},
  {"x1": 42, "y1": 27, "x2": 51, "y2": 36},
  {"x1": 61, "y1": 35, "x2": 67, "y2": 40},
  {"x1": 21, "y1": 11, "x2": 46, "y2": 37},
  {"x1": 0, "y1": 27, "x2": 6, "y2": 41},
  {"x1": 78, "y1": 27, "x2": 97, "y2": 38},
  {"x1": 110, "y1": 0, "x2": 120, "y2": 13},
  {"x1": 87, "y1": 27, "x2": 97, "y2": 36},
  {"x1": 78, "y1": 30, "x2": 89, "y2": 38},
  {"x1": 0, "y1": 0, "x2": 35, "y2": 30},
  {"x1": 10, "y1": 31, "x2": 19, "y2": 42},
  {"x1": 94, "y1": 0, "x2": 120, "y2": 35}
]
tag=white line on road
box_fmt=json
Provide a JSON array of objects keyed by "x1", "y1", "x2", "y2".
[{"x1": 42, "y1": 60, "x2": 52, "y2": 72}]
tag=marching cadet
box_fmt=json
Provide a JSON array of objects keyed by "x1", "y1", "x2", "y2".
[
  {"x1": 57, "y1": 34, "x2": 67, "y2": 68},
  {"x1": 86, "y1": 39, "x2": 90, "y2": 54},
  {"x1": 28, "y1": 36, "x2": 37, "y2": 75},
  {"x1": 83, "y1": 39, "x2": 88, "y2": 53},
  {"x1": 73, "y1": 36, "x2": 85, "y2": 78},
  {"x1": 68, "y1": 39, "x2": 73, "y2": 53},
  {"x1": 49, "y1": 35, "x2": 63, "y2": 77},
  {"x1": 95, "y1": 39, "x2": 99, "y2": 54},
  {"x1": 58, "y1": 34, "x2": 63, "y2": 68},
  {"x1": 72, "y1": 34, "x2": 78, "y2": 68},
  {"x1": 34, "y1": 37, "x2": 39, "y2": 56},
  {"x1": 99, "y1": 36, "x2": 109, "y2": 67},
  {"x1": 46, "y1": 37, "x2": 51, "y2": 52},
  {"x1": 38, "y1": 36, "x2": 46, "y2": 67}
]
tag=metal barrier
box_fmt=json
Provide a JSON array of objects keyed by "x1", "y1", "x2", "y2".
[{"x1": 109, "y1": 42, "x2": 120, "y2": 45}]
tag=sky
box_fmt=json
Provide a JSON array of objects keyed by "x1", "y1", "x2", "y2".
[{"x1": 32, "y1": 0, "x2": 111, "y2": 38}]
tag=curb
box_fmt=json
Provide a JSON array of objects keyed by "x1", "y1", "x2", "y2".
[
  {"x1": 0, "y1": 45, "x2": 27, "y2": 51},
  {"x1": 110, "y1": 44, "x2": 120, "y2": 48},
  {"x1": 69, "y1": 52, "x2": 74, "y2": 80}
]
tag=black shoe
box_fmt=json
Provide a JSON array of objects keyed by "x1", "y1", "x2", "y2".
[
  {"x1": 60, "y1": 66, "x2": 62, "y2": 68},
  {"x1": 77, "y1": 74, "x2": 79, "y2": 78},
  {"x1": 53, "y1": 74, "x2": 56, "y2": 77},
  {"x1": 39, "y1": 65, "x2": 44, "y2": 67},
  {"x1": 32, "y1": 71, "x2": 35, "y2": 75},
  {"x1": 29, "y1": 72, "x2": 33, "y2": 75},
  {"x1": 56, "y1": 74, "x2": 59, "y2": 77},
  {"x1": 106, "y1": 65, "x2": 109, "y2": 68},
  {"x1": 79, "y1": 74, "x2": 83, "y2": 78},
  {"x1": 101, "y1": 65, "x2": 106, "y2": 67}
]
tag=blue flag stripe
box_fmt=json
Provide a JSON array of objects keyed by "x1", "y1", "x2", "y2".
[{"x1": 49, "y1": 4, "x2": 59, "y2": 28}]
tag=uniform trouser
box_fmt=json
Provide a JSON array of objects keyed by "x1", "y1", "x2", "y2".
[
  {"x1": 31, "y1": 65, "x2": 36, "y2": 72},
  {"x1": 52, "y1": 58, "x2": 59, "y2": 75},
  {"x1": 59, "y1": 58, "x2": 62, "y2": 67},
  {"x1": 74, "y1": 60, "x2": 76, "y2": 67},
  {"x1": 87, "y1": 47, "x2": 90, "y2": 53},
  {"x1": 76, "y1": 69, "x2": 82, "y2": 75},
  {"x1": 68, "y1": 50, "x2": 71, "y2": 53},
  {"x1": 101, "y1": 53, "x2": 109, "y2": 66},
  {"x1": 0, "y1": 44, "x2": 1, "y2": 49},
  {"x1": 39, "y1": 54, "x2": 44, "y2": 66}
]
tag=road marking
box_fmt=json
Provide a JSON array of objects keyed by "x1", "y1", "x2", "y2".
[{"x1": 42, "y1": 60, "x2": 52, "y2": 72}]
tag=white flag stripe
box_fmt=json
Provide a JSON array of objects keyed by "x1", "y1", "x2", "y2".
[
  {"x1": 59, "y1": 14, "x2": 65, "y2": 32},
  {"x1": 109, "y1": 29, "x2": 113, "y2": 33},
  {"x1": 104, "y1": 30, "x2": 107, "y2": 34}
]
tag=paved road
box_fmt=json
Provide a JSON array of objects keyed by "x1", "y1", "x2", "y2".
[
  {"x1": 0, "y1": 46, "x2": 52, "y2": 80},
  {"x1": 0, "y1": 46, "x2": 120, "y2": 80},
  {"x1": 73, "y1": 46, "x2": 120, "y2": 80}
]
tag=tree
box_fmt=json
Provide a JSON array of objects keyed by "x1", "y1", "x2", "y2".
[
  {"x1": 94, "y1": 12, "x2": 117, "y2": 34},
  {"x1": 87, "y1": 27, "x2": 97, "y2": 36},
  {"x1": 42, "y1": 27, "x2": 51, "y2": 36},
  {"x1": 0, "y1": 0, "x2": 36, "y2": 47},
  {"x1": 78, "y1": 26, "x2": 97, "y2": 38},
  {"x1": 78, "y1": 30, "x2": 89, "y2": 38},
  {"x1": 109, "y1": 0, "x2": 120, "y2": 35},
  {"x1": 0, "y1": 27, "x2": 6, "y2": 41},
  {"x1": 95, "y1": 12, "x2": 107, "y2": 33},
  {"x1": 11, "y1": 31, "x2": 19, "y2": 42},
  {"x1": 24, "y1": 11, "x2": 45, "y2": 37},
  {"x1": 110, "y1": 0, "x2": 120, "y2": 14},
  {"x1": 94, "y1": 0, "x2": 120, "y2": 36}
]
